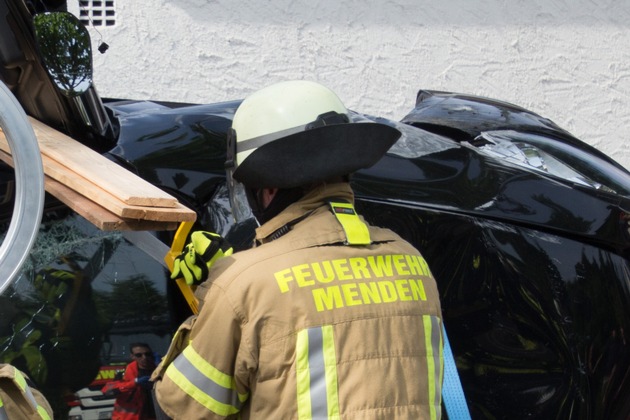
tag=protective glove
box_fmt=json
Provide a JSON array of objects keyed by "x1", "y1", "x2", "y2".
[
  {"x1": 135, "y1": 375, "x2": 150, "y2": 384},
  {"x1": 170, "y1": 231, "x2": 233, "y2": 285},
  {"x1": 135, "y1": 375, "x2": 152, "y2": 389},
  {"x1": 34, "y1": 269, "x2": 73, "y2": 304}
]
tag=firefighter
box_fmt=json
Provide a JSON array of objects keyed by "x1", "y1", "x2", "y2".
[
  {"x1": 153, "y1": 80, "x2": 444, "y2": 419},
  {"x1": 0, "y1": 363, "x2": 53, "y2": 420}
]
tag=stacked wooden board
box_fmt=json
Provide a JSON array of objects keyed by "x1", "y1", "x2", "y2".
[{"x1": 0, "y1": 117, "x2": 196, "y2": 231}]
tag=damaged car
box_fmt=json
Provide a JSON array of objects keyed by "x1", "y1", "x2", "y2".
[{"x1": 1, "y1": 1, "x2": 629, "y2": 418}]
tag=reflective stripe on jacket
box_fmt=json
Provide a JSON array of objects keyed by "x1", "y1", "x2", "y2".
[
  {"x1": 155, "y1": 182, "x2": 444, "y2": 419},
  {"x1": 0, "y1": 364, "x2": 53, "y2": 420}
]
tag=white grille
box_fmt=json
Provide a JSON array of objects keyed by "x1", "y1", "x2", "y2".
[{"x1": 79, "y1": 0, "x2": 116, "y2": 27}]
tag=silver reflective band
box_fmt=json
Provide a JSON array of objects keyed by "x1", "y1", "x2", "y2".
[
  {"x1": 296, "y1": 326, "x2": 339, "y2": 419},
  {"x1": 236, "y1": 111, "x2": 349, "y2": 154},
  {"x1": 172, "y1": 351, "x2": 244, "y2": 410},
  {"x1": 307, "y1": 328, "x2": 329, "y2": 418},
  {"x1": 428, "y1": 315, "x2": 443, "y2": 413},
  {"x1": 22, "y1": 383, "x2": 41, "y2": 413},
  {"x1": 0, "y1": 401, "x2": 7, "y2": 420}
]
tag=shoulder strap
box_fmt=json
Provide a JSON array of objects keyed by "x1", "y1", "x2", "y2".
[{"x1": 327, "y1": 200, "x2": 371, "y2": 245}]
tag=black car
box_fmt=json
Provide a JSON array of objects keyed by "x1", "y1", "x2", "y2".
[{"x1": 1, "y1": 1, "x2": 629, "y2": 418}]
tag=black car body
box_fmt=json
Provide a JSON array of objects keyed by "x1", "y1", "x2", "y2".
[{"x1": 1, "y1": 1, "x2": 629, "y2": 418}]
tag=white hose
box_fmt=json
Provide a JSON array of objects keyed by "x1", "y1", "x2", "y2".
[{"x1": 0, "y1": 82, "x2": 45, "y2": 295}]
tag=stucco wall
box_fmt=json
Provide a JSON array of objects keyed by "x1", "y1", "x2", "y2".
[{"x1": 69, "y1": 0, "x2": 630, "y2": 169}]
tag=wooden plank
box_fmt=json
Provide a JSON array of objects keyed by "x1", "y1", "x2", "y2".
[
  {"x1": 46, "y1": 176, "x2": 180, "y2": 231},
  {"x1": 27, "y1": 117, "x2": 178, "y2": 208},
  {"x1": 0, "y1": 150, "x2": 179, "y2": 231},
  {"x1": 0, "y1": 127, "x2": 196, "y2": 222},
  {"x1": 40, "y1": 153, "x2": 195, "y2": 222}
]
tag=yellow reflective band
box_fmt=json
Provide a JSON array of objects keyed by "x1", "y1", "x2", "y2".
[
  {"x1": 165, "y1": 345, "x2": 247, "y2": 416},
  {"x1": 322, "y1": 326, "x2": 340, "y2": 418},
  {"x1": 424, "y1": 316, "x2": 437, "y2": 420},
  {"x1": 165, "y1": 364, "x2": 238, "y2": 417},
  {"x1": 36, "y1": 405, "x2": 51, "y2": 420},
  {"x1": 296, "y1": 326, "x2": 340, "y2": 419},
  {"x1": 13, "y1": 368, "x2": 27, "y2": 392},
  {"x1": 9, "y1": 368, "x2": 50, "y2": 419},
  {"x1": 183, "y1": 346, "x2": 241, "y2": 391},
  {"x1": 329, "y1": 202, "x2": 370, "y2": 245},
  {"x1": 296, "y1": 330, "x2": 312, "y2": 420},
  {"x1": 438, "y1": 325, "x2": 444, "y2": 406},
  {"x1": 424, "y1": 315, "x2": 443, "y2": 420}
]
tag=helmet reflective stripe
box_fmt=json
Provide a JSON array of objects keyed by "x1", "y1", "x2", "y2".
[
  {"x1": 236, "y1": 110, "x2": 350, "y2": 158},
  {"x1": 232, "y1": 80, "x2": 349, "y2": 167},
  {"x1": 236, "y1": 124, "x2": 305, "y2": 157},
  {"x1": 227, "y1": 80, "x2": 401, "y2": 190}
]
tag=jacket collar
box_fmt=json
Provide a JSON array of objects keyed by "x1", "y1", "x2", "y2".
[{"x1": 255, "y1": 182, "x2": 355, "y2": 243}]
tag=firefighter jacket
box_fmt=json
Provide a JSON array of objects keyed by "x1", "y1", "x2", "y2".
[
  {"x1": 102, "y1": 360, "x2": 156, "y2": 420},
  {"x1": 0, "y1": 364, "x2": 53, "y2": 420},
  {"x1": 154, "y1": 182, "x2": 444, "y2": 419}
]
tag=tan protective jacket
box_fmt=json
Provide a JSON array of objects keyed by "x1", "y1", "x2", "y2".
[
  {"x1": 155, "y1": 183, "x2": 443, "y2": 419},
  {"x1": 0, "y1": 364, "x2": 53, "y2": 420}
]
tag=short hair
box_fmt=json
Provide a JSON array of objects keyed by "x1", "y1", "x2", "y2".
[{"x1": 129, "y1": 342, "x2": 151, "y2": 353}]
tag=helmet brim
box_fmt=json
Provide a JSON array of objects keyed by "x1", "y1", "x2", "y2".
[{"x1": 232, "y1": 122, "x2": 401, "y2": 189}]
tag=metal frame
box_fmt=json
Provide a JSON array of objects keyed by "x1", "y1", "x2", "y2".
[{"x1": 0, "y1": 82, "x2": 45, "y2": 294}]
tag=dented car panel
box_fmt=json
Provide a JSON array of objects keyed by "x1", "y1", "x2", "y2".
[{"x1": 1, "y1": 1, "x2": 630, "y2": 418}]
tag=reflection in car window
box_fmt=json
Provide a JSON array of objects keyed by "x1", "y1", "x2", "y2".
[{"x1": 0, "y1": 213, "x2": 172, "y2": 414}]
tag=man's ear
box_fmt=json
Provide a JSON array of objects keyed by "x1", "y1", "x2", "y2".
[{"x1": 262, "y1": 188, "x2": 279, "y2": 208}]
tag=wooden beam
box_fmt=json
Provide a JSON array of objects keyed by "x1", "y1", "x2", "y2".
[
  {"x1": 39, "y1": 152, "x2": 195, "y2": 222},
  {"x1": 0, "y1": 150, "x2": 179, "y2": 231},
  {"x1": 0, "y1": 118, "x2": 198, "y2": 223},
  {"x1": 27, "y1": 117, "x2": 178, "y2": 208}
]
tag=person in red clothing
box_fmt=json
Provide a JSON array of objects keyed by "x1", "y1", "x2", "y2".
[{"x1": 102, "y1": 342, "x2": 157, "y2": 420}]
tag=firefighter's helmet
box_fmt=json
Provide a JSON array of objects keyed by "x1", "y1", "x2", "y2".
[{"x1": 225, "y1": 80, "x2": 401, "y2": 189}]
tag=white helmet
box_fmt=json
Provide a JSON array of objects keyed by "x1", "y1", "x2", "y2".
[
  {"x1": 226, "y1": 80, "x2": 401, "y2": 189},
  {"x1": 225, "y1": 80, "x2": 401, "y2": 223}
]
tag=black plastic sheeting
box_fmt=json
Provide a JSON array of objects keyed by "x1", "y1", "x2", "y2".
[
  {"x1": 1, "y1": 1, "x2": 630, "y2": 417},
  {"x1": 356, "y1": 201, "x2": 630, "y2": 418},
  {"x1": 101, "y1": 93, "x2": 630, "y2": 418},
  {"x1": 1, "y1": 90, "x2": 629, "y2": 419}
]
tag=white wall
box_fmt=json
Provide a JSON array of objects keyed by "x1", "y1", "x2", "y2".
[{"x1": 70, "y1": 0, "x2": 630, "y2": 169}]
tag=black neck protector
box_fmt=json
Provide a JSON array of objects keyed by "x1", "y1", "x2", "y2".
[{"x1": 247, "y1": 187, "x2": 305, "y2": 225}]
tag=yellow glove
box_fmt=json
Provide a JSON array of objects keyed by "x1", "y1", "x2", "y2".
[
  {"x1": 171, "y1": 231, "x2": 233, "y2": 285},
  {"x1": 34, "y1": 269, "x2": 73, "y2": 304}
]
